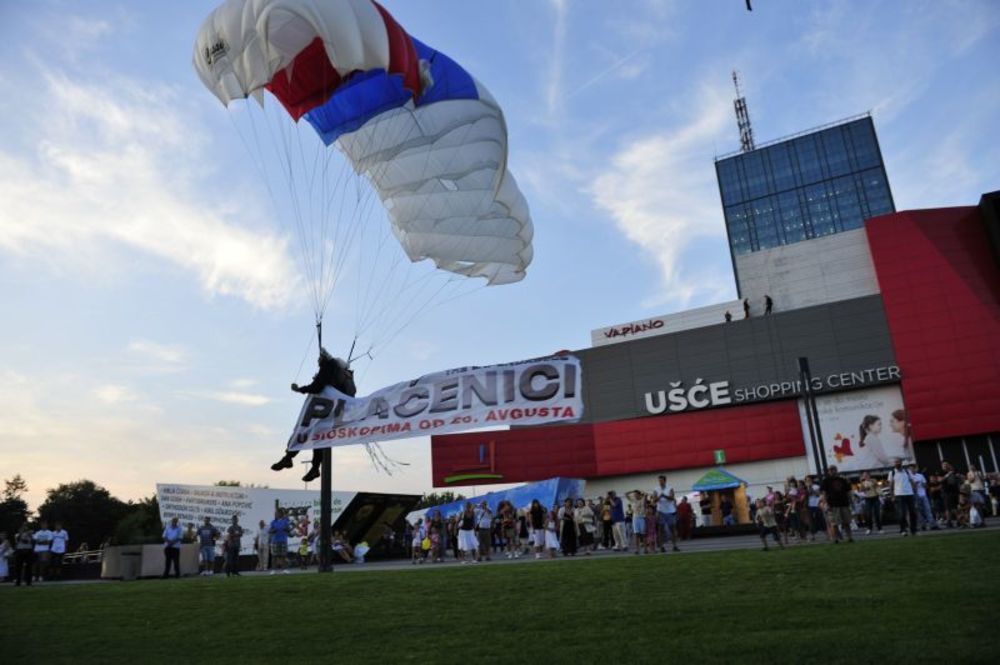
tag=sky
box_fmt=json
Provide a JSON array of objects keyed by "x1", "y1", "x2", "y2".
[{"x1": 1, "y1": 1, "x2": 998, "y2": 511}]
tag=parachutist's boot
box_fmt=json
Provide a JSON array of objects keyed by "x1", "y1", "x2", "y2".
[
  {"x1": 302, "y1": 463, "x2": 321, "y2": 483},
  {"x1": 270, "y1": 453, "x2": 294, "y2": 471}
]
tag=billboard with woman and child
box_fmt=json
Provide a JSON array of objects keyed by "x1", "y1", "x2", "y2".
[{"x1": 800, "y1": 385, "x2": 914, "y2": 473}]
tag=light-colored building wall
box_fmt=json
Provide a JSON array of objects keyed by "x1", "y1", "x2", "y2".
[
  {"x1": 735, "y1": 228, "x2": 880, "y2": 312},
  {"x1": 591, "y1": 299, "x2": 743, "y2": 347},
  {"x1": 582, "y1": 455, "x2": 811, "y2": 503}
]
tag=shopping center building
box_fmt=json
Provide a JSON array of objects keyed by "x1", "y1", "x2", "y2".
[{"x1": 431, "y1": 112, "x2": 1000, "y2": 500}]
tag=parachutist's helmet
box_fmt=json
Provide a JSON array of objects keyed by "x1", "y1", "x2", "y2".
[{"x1": 318, "y1": 348, "x2": 333, "y2": 364}]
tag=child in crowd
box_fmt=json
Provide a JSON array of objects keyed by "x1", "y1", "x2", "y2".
[
  {"x1": 297, "y1": 536, "x2": 310, "y2": 569},
  {"x1": 428, "y1": 525, "x2": 441, "y2": 561},
  {"x1": 411, "y1": 519, "x2": 426, "y2": 564},
  {"x1": 755, "y1": 499, "x2": 784, "y2": 552},
  {"x1": 626, "y1": 491, "x2": 646, "y2": 554},
  {"x1": 643, "y1": 496, "x2": 658, "y2": 553}
]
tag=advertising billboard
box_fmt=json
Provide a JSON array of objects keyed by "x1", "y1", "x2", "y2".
[
  {"x1": 156, "y1": 483, "x2": 355, "y2": 554},
  {"x1": 800, "y1": 385, "x2": 914, "y2": 474}
]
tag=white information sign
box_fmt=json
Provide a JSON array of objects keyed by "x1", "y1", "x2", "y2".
[{"x1": 156, "y1": 483, "x2": 355, "y2": 554}]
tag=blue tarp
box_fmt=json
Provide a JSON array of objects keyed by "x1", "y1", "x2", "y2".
[{"x1": 415, "y1": 477, "x2": 586, "y2": 522}]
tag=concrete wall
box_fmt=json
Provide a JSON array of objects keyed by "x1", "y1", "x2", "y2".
[{"x1": 735, "y1": 228, "x2": 880, "y2": 310}]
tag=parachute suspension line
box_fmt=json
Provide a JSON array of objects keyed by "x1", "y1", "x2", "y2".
[
  {"x1": 363, "y1": 442, "x2": 410, "y2": 476},
  {"x1": 350, "y1": 106, "x2": 463, "y2": 341},
  {"x1": 244, "y1": 100, "x2": 323, "y2": 318},
  {"x1": 229, "y1": 104, "x2": 324, "y2": 318},
  {"x1": 275, "y1": 108, "x2": 324, "y2": 318},
  {"x1": 353, "y1": 111, "x2": 492, "y2": 347},
  {"x1": 293, "y1": 322, "x2": 318, "y2": 384},
  {"x1": 348, "y1": 108, "x2": 421, "y2": 337}
]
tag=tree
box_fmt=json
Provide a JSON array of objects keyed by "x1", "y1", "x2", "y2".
[
  {"x1": 36, "y1": 480, "x2": 130, "y2": 550},
  {"x1": 0, "y1": 474, "x2": 30, "y2": 536},
  {"x1": 114, "y1": 495, "x2": 163, "y2": 546},
  {"x1": 3, "y1": 474, "x2": 28, "y2": 501},
  {"x1": 414, "y1": 492, "x2": 465, "y2": 510}
]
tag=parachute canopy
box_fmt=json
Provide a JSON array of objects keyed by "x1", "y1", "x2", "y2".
[{"x1": 193, "y1": 0, "x2": 533, "y2": 287}]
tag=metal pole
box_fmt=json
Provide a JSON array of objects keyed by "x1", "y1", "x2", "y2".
[
  {"x1": 798, "y1": 357, "x2": 828, "y2": 476},
  {"x1": 316, "y1": 318, "x2": 333, "y2": 573}
]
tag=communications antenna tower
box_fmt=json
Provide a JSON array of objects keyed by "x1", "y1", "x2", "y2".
[{"x1": 732, "y1": 71, "x2": 755, "y2": 153}]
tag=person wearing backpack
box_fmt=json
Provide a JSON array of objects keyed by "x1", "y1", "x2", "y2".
[{"x1": 889, "y1": 458, "x2": 918, "y2": 536}]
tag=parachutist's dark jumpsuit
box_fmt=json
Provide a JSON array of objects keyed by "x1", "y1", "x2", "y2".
[{"x1": 275, "y1": 359, "x2": 357, "y2": 479}]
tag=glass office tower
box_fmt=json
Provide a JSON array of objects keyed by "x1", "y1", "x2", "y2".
[{"x1": 715, "y1": 114, "x2": 895, "y2": 258}]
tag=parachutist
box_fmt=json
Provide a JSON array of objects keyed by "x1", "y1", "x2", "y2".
[{"x1": 272, "y1": 348, "x2": 357, "y2": 482}]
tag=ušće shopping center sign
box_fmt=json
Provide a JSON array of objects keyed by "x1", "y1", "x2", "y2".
[{"x1": 644, "y1": 364, "x2": 901, "y2": 415}]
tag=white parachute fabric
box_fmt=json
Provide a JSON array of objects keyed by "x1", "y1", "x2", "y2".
[
  {"x1": 337, "y1": 97, "x2": 533, "y2": 285},
  {"x1": 193, "y1": 0, "x2": 532, "y2": 290},
  {"x1": 194, "y1": 0, "x2": 391, "y2": 106}
]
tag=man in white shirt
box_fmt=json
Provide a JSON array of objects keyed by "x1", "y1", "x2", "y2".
[
  {"x1": 475, "y1": 501, "x2": 494, "y2": 562},
  {"x1": 888, "y1": 458, "x2": 918, "y2": 536},
  {"x1": 652, "y1": 475, "x2": 681, "y2": 553},
  {"x1": 909, "y1": 464, "x2": 937, "y2": 531},
  {"x1": 33, "y1": 521, "x2": 53, "y2": 582},
  {"x1": 48, "y1": 522, "x2": 69, "y2": 580},
  {"x1": 162, "y1": 517, "x2": 183, "y2": 578}
]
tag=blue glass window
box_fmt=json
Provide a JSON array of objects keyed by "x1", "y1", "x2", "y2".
[
  {"x1": 859, "y1": 168, "x2": 893, "y2": 219},
  {"x1": 766, "y1": 143, "x2": 796, "y2": 192},
  {"x1": 716, "y1": 116, "x2": 892, "y2": 259},
  {"x1": 830, "y1": 175, "x2": 864, "y2": 230},
  {"x1": 716, "y1": 158, "x2": 743, "y2": 206},
  {"x1": 847, "y1": 119, "x2": 880, "y2": 170},
  {"x1": 742, "y1": 150, "x2": 769, "y2": 199},
  {"x1": 777, "y1": 191, "x2": 806, "y2": 243},
  {"x1": 793, "y1": 135, "x2": 824, "y2": 186},
  {"x1": 821, "y1": 127, "x2": 851, "y2": 179},
  {"x1": 725, "y1": 204, "x2": 754, "y2": 255}
]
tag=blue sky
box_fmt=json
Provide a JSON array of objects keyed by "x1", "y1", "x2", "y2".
[{"x1": 1, "y1": 1, "x2": 997, "y2": 510}]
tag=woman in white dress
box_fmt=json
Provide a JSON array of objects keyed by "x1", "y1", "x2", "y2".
[
  {"x1": 457, "y1": 502, "x2": 479, "y2": 563},
  {"x1": 544, "y1": 505, "x2": 561, "y2": 558}
]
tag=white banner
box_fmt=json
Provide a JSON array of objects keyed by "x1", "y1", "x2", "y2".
[
  {"x1": 287, "y1": 354, "x2": 584, "y2": 451},
  {"x1": 799, "y1": 385, "x2": 915, "y2": 474},
  {"x1": 156, "y1": 483, "x2": 355, "y2": 554}
]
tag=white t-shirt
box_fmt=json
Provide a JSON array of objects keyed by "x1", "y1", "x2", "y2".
[
  {"x1": 654, "y1": 485, "x2": 677, "y2": 514},
  {"x1": 890, "y1": 469, "x2": 915, "y2": 496},
  {"x1": 808, "y1": 485, "x2": 821, "y2": 508},
  {"x1": 50, "y1": 529, "x2": 69, "y2": 554},
  {"x1": 33, "y1": 529, "x2": 53, "y2": 553}
]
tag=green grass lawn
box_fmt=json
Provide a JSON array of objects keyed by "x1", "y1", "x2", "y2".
[{"x1": 4, "y1": 531, "x2": 998, "y2": 664}]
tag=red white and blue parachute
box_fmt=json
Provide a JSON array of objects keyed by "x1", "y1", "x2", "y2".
[{"x1": 193, "y1": 0, "x2": 533, "y2": 309}]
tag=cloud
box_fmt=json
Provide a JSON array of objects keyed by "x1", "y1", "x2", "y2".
[
  {"x1": 0, "y1": 66, "x2": 300, "y2": 310},
  {"x1": 589, "y1": 80, "x2": 737, "y2": 309},
  {"x1": 94, "y1": 385, "x2": 135, "y2": 404},
  {"x1": 183, "y1": 391, "x2": 273, "y2": 407},
  {"x1": 230, "y1": 378, "x2": 259, "y2": 389},
  {"x1": 128, "y1": 339, "x2": 187, "y2": 365}
]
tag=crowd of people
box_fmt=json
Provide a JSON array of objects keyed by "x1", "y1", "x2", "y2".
[
  {"x1": 748, "y1": 459, "x2": 994, "y2": 550},
  {"x1": 159, "y1": 507, "x2": 367, "y2": 579},
  {"x1": 0, "y1": 520, "x2": 70, "y2": 586},
  {"x1": 407, "y1": 475, "x2": 687, "y2": 564},
  {"x1": 2, "y1": 461, "x2": 993, "y2": 583}
]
